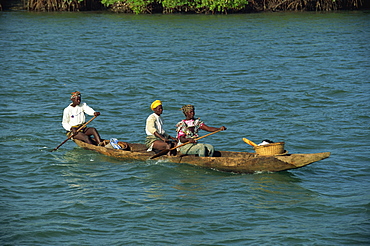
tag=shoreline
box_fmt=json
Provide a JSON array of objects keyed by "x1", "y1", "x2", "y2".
[{"x1": 1, "y1": 0, "x2": 369, "y2": 13}]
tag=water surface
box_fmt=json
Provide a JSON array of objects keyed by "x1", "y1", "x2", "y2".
[{"x1": 1, "y1": 11, "x2": 369, "y2": 245}]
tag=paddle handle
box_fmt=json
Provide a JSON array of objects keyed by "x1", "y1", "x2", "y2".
[
  {"x1": 51, "y1": 115, "x2": 98, "y2": 151},
  {"x1": 169, "y1": 128, "x2": 224, "y2": 151},
  {"x1": 150, "y1": 128, "x2": 224, "y2": 159},
  {"x1": 242, "y1": 137, "x2": 258, "y2": 147}
]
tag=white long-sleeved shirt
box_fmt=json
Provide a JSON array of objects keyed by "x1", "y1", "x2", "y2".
[
  {"x1": 145, "y1": 113, "x2": 167, "y2": 136},
  {"x1": 62, "y1": 102, "x2": 95, "y2": 131}
]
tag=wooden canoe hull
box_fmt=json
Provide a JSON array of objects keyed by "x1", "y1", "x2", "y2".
[{"x1": 73, "y1": 139, "x2": 330, "y2": 174}]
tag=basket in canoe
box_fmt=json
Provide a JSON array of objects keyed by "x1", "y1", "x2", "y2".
[{"x1": 254, "y1": 142, "x2": 286, "y2": 156}]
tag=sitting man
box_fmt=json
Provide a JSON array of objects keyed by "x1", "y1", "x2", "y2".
[
  {"x1": 145, "y1": 100, "x2": 177, "y2": 153},
  {"x1": 62, "y1": 91, "x2": 103, "y2": 145}
]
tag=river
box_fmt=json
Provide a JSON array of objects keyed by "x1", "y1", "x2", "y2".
[{"x1": 1, "y1": 10, "x2": 369, "y2": 245}]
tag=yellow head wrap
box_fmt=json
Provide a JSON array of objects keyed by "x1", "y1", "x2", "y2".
[
  {"x1": 70, "y1": 91, "x2": 81, "y2": 99},
  {"x1": 150, "y1": 100, "x2": 162, "y2": 111}
]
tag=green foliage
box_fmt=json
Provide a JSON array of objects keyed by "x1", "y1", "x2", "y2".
[
  {"x1": 101, "y1": 0, "x2": 153, "y2": 13},
  {"x1": 100, "y1": 0, "x2": 249, "y2": 13},
  {"x1": 130, "y1": 0, "x2": 151, "y2": 14},
  {"x1": 158, "y1": 0, "x2": 196, "y2": 12},
  {"x1": 159, "y1": 0, "x2": 189, "y2": 9},
  {"x1": 156, "y1": 0, "x2": 249, "y2": 13},
  {"x1": 101, "y1": 0, "x2": 120, "y2": 6},
  {"x1": 99, "y1": 0, "x2": 363, "y2": 13},
  {"x1": 198, "y1": 0, "x2": 248, "y2": 12},
  {"x1": 21, "y1": 0, "x2": 368, "y2": 12}
]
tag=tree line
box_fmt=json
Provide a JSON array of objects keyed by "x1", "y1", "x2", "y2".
[{"x1": 1, "y1": 0, "x2": 367, "y2": 13}]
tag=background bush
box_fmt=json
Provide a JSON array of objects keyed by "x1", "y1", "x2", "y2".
[{"x1": 4, "y1": 0, "x2": 366, "y2": 13}]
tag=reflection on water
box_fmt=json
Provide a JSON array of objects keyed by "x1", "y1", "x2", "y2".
[{"x1": 249, "y1": 174, "x2": 318, "y2": 208}]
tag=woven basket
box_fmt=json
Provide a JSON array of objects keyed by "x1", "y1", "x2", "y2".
[{"x1": 254, "y1": 142, "x2": 285, "y2": 156}]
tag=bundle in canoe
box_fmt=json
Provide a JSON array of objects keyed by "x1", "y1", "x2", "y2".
[{"x1": 72, "y1": 139, "x2": 330, "y2": 174}]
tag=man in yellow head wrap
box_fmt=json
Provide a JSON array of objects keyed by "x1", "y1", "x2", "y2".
[
  {"x1": 150, "y1": 100, "x2": 162, "y2": 111},
  {"x1": 145, "y1": 100, "x2": 177, "y2": 153}
]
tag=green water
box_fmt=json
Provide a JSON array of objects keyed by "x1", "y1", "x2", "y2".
[{"x1": 1, "y1": 11, "x2": 369, "y2": 245}]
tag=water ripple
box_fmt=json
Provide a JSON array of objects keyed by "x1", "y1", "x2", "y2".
[{"x1": 0, "y1": 11, "x2": 369, "y2": 246}]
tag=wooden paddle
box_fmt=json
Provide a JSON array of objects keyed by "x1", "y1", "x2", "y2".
[
  {"x1": 51, "y1": 115, "x2": 98, "y2": 152},
  {"x1": 242, "y1": 137, "x2": 258, "y2": 147},
  {"x1": 150, "y1": 128, "x2": 223, "y2": 159}
]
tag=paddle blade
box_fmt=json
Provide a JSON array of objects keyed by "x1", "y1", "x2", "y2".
[
  {"x1": 150, "y1": 149, "x2": 170, "y2": 159},
  {"x1": 242, "y1": 138, "x2": 258, "y2": 147}
]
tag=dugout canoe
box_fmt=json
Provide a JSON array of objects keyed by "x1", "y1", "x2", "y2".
[{"x1": 73, "y1": 139, "x2": 330, "y2": 174}]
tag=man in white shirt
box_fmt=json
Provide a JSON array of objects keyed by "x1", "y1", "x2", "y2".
[{"x1": 62, "y1": 91, "x2": 103, "y2": 145}]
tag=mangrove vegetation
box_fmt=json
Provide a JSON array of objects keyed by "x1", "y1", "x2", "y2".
[{"x1": 0, "y1": 0, "x2": 368, "y2": 13}]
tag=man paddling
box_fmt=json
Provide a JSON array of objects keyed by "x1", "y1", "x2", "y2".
[{"x1": 62, "y1": 91, "x2": 103, "y2": 145}]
